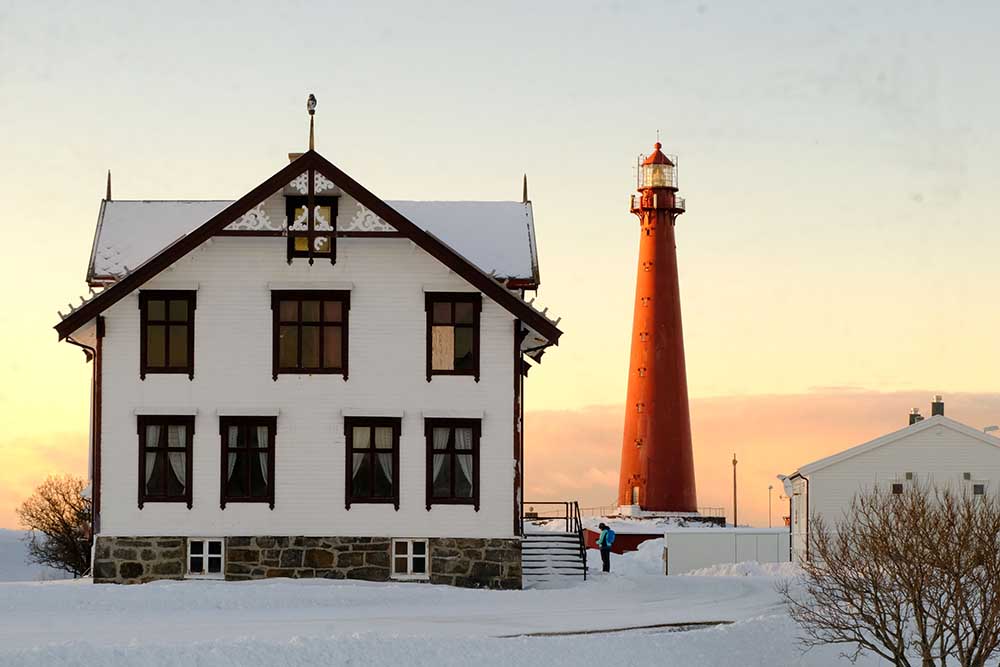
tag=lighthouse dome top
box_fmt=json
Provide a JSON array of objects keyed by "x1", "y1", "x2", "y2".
[
  {"x1": 642, "y1": 142, "x2": 674, "y2": 167},
  {"x1": 639, "y1": 141, "x2": 677, "y2": 190}
]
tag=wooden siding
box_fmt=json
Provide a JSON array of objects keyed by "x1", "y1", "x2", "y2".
[{"x1": 97, "y1": 229, "x2": 517, "y2": 539}]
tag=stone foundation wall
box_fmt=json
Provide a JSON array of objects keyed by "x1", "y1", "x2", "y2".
[
  {"x1": 429, "y1": 538, "x2": 521, "y2": 589},
  {"x1": 94, "y1": 535, "x2": 521, "y2": 589},
  {"x1": 93, "y1": 536, "x2": 186, "y2": 584},
  {"x1": 225, "y1": 536, "x2": 392, "y2": 581}
]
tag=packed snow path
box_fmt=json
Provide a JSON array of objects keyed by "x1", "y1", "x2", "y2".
[{"x1": 0, "y1": 544, "x2": 886, "y2": 666}]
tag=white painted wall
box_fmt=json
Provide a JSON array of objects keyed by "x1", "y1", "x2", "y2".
[
  {"x1": 663, "y1": 529, "x2": 790, "y2": 575},
  {"x1": 790, "y1": 420, "x2": 1000, "y2": 561},
  {"x1": 97, "y1": 223, "x2": 519, "y2": 539}
]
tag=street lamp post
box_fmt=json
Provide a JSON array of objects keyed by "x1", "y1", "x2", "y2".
[
  {"x1": 768, "y1": 485, "x2": 773, "y2": 528},
  {"x1": 732, "y1": 453, "x2": 738, "y2": 527}
]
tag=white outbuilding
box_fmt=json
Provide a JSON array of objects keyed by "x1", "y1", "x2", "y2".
[{"x1": 779, "y1": 397, "x2": 1000, "y2": 562}]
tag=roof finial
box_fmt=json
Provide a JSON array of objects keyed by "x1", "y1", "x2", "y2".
[
  {"x1": 106, "y1": 170, "x2": 112, "y2": 201},
  {"x1": 307, "y1": 93, "x2": 317, "y2": 151},
  {"x1": 522, "y1": 174, "x2": 528, "y2": 203}
]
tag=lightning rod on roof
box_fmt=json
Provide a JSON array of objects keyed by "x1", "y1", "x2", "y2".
[
  {"x1": 106, "y1": 170, "x2": 112, "y2": 201},
  {"x1": 307, "y1": 93, "x2": 317, "y2": 151},
  {"x1": 522, "y1": 174, "x2": 528, "y2": 203}
]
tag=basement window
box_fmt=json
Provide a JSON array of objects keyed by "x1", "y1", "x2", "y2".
[
  {"x1": 187, "y1": 538, "x2": 224, "y2": 578},
  {"x1": 391, "y1": 539, "x2": 429, "y2": 580}
]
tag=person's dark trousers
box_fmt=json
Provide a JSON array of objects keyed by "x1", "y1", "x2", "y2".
[{"x1": 600, "y1": 546, "x2": 611, "y2": 572}]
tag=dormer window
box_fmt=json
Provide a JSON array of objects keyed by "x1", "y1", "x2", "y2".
[{"x1": 286, "y1": 195, "x2": 337, "y2": 264}]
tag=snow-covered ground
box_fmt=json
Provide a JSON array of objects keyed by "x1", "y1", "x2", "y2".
[{"x1": 0, "y1": 541, "x2": 885, "y2": 666}]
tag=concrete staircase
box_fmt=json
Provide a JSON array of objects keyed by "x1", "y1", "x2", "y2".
[{"x1": 521, "y1": 530, "x2": 588, "y2": 586}]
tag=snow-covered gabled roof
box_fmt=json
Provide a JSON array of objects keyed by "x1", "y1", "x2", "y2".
[
  {"x1": 57, "y1": 150, "x2": 562, "y2": 348},
  {"x1": 88, "y1": 199, "x2": 540, "y2": 286},
  {"x1": 788, "y1": 415, "x2": 1000, "y2": 478},
  {"x1": 88, "y1": 200, "x2": 230, "y2": 283}
]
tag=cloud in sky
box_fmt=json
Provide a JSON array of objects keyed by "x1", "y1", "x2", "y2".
[{"x1": 526, "y1": 390, "x2": 1000, "y2": 527}]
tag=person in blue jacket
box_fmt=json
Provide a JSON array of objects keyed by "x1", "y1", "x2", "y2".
[{"x1": 596, "y1": 523, "x2": 615, "y2": 573}]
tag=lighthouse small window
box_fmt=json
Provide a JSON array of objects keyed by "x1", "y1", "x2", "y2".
[{"x1": 425, "y1": 293, "x2": 481, "y2": 381}]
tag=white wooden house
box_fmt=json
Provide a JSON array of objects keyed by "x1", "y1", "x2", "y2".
[
  {"x1": 55, "y1": 146, "x2": 563, "y2": 588},
  {"x1": 779, "y1": 398, "x2": 1000, "y2": 562}
]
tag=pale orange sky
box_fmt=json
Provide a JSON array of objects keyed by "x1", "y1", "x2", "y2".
[{"x1": 3, "y1": 3, "x2": 1000, "y2": 528}]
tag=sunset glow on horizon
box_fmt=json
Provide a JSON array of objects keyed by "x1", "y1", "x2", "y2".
[{"x1": 3, "y1": 2, "x2": 1000, "y2": 530}]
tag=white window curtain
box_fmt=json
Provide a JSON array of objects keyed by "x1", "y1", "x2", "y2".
[
  {"x1": 353, "y1": 453, "x2": 367, "y2": 478},
  {"x1": 353, "y1": 427, "x2": 370, "y2": 479},
  {"x1": 145, "y1": 425, "x2": 161, "y2": 485},
  {"x1": 256, "y1": 426, "x2": 269, "y2": 485},
  {"x1": 227, "y1": 426, "x2": 238, "y2": 481},
  {"x1": 167, "y1": 425, "x2": 186, "y2": 488},
  {"x1": 455, "y1": 428, "x2": 473, "y2": 489},
  {"x1": 374, "y1": 427, "x2": 393, "y2": 486},
  {"x1": 432, "y1": 428, "x2": 449, "y2": 483}
]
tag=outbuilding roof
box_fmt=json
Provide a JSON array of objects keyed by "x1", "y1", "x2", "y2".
[{"x1": 786, "y1": 415, "x2": 1000, "y2": 478}]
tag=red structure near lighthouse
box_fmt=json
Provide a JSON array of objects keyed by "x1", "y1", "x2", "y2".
[{"x1": 617, "y1": 141, "x2": 697, "y2": 513}]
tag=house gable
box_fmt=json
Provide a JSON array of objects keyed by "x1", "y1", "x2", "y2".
[{"x1": 57, "y1": 151, "x2": 561, "y2": 350}]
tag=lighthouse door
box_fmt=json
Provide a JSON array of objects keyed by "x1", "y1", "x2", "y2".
[{"x1": 631, "y1": 486, "x2": 640, "y2": 505}]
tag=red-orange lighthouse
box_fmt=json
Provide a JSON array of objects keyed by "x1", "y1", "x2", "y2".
[{"x1": 617, "y1": 141, "x2": 697, "y2": 513}]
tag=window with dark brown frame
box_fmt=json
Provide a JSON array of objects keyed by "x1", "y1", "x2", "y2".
[
  {"x1": 425, "y1": 418, "x2": 480, "y2": 511},
  {"x1": 137, "y1": 415, "x2": 194, "y2": 509},
  {"x1": 286, "y1": 194, "x2": 338, "y2": 264},
  {"x1": 271, "y1": 291, "x2": 350, "y2": 380},
  {"x1": 219, "y1": 416, "x2": 276, "y2": 509},
  {"x1": 139, "y1": 291, "x2": 196, "y2": 379},
  {"x1": 345, "y1": 417, "x2": 400, "y2": 510},
  {"x1": 425, "y1": 293, "x2": 481, "y2": 382}
]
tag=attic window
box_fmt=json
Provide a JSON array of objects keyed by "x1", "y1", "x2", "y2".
[{"x1": 286, "y1": 193, "x2": 337, "y2": 264}]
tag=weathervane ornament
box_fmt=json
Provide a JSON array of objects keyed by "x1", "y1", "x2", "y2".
[{"x1": 307, "y1": 93, "x2": 317, "y2": 150}]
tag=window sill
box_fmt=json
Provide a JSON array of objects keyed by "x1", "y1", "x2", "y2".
[
  {"x1": 342, "y1": 408, "x2": 404, "y2": 418},
  {"x1": 133, "y1": 407, "x2": 199, "y2": 416},
  {"x1": 390, "y1": 574, "x2": 430, "y2": 582},
  {"x1": 421, "y1": 410, "x2": 485, "y2": 419},
  {"x1": 184, "y1": 573, "x2": 225, "y2": 581},
  {"x1": 216, "y1": 407, "x2": 281, "y2": 417},
  {"x1": 268, "y1": 281, "x2": 354, "y2": 291}
]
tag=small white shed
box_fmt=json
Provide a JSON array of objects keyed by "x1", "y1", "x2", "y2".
[{"x1": 662, "y1": 527, "x2": 790, "y2": 575}]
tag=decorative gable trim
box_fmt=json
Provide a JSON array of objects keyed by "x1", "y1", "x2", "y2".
[{"x1": 56, "y1": 151, "x2": 563, "y2": 346}]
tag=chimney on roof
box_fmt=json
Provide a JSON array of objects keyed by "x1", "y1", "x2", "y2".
[
  {"x1": 909, "y1": 408, "x2": 924, "y2": 426},
  {"x1": 105, "y1": 170, "x2": 112, "y2": 201},
  {"x1": 931, "y1": 395, "x2": 944, "y2": 417}
]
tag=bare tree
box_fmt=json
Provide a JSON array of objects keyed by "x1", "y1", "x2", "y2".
[
  {"x1": 16, "y1": 475, "x2": 92, "y2": 577},
  {"x1": 780, "y1": 484, "x2": 1000, "y2": 667}
]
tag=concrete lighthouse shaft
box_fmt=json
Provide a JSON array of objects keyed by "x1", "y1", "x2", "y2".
[{"x1": 617, "y1": 142, "x2": 697, "y2": 513}]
